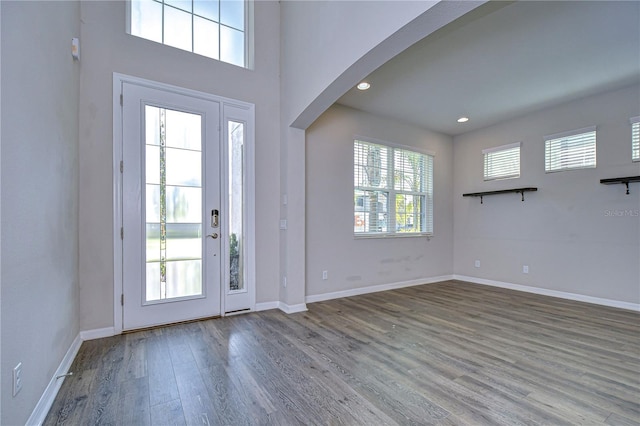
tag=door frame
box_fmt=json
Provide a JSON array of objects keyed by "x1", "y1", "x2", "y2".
[{"x1": 112, "y1": 73, "x2": 256, "y2": 334}]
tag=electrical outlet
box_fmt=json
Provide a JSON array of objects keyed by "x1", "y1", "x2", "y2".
[
  {"x1": 322, "y1": 270, "x2": 328, "y2": 280},
  {"x1": 13, "y1": 363, "x2": 23, "y2": 397},
  {"x1": 282, "y1": 276, "x2": 287, "y2": 288},
  {"x1": 523, "y1": 265, "x2": 529, "y2": 274},
  {"x1": 474, "y1": 260, "x2": 480, "y2": 268}
]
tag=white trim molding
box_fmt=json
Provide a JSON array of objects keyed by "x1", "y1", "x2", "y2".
[
  {"x1": 254, "y1": 301, "x2": 308, "y2": 314},
  {"x1": 26, "y1": 335, "x2": 82, "y2": 426},
  {"x1": 306, "y1": 275, "x2": 454, "y2": 304},
  {"x1": 113, "y1": 73, "x2": 256, "y2": 331},
  {"x1": 278, "y1": 302, "x2": 308, "y2": 314},
  {"x1": 454, "y1": 275, "x2": 640, "y2": 312}
]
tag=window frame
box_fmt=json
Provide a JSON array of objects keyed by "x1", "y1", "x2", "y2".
[
  {"x1": 631, "y1": 116, "x2": 639, "y2": 162},
  {"x1": 483, "y1": 142, "x2": 521, "y2": 181},
  {"x1": 353, "y1": 138, "x2": 434, "y2": 238},
  {"x1": 544, "y1": 126, "x2": 597, "y2": 173},
  {"x1": 125, "y1": 0, "x2": 253, "y2": 69}
]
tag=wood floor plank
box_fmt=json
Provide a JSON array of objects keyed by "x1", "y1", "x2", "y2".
[
  {"x1": 149, "y1": 399, "x2": 186, "y2": 426},
  {"x1": 116, "y1": 377, "x2": 151, "y2": 426},
  {"x1": 44, "y1": 281, "x2": 640, "y2": 425},
  {"x1": 43, "y1": 369, "x2": 96, "y2": 426},
  {"x1": 146, "y1": 332, "x2": 180, "y2": 408},
  {"x1": 172, "y1": 358, "x2": 218, "y2": 426}
]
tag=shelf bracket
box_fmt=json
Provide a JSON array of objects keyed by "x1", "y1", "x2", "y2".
[
  {"x1": 480, "y1": 195, "x2": 483, "y2": 204},
  {"x1": 599, "y1": 176, "x2": 640, "y2": 195}
]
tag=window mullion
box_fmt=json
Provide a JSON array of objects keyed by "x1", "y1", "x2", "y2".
[
  {"x1": 161, "y1": 1, "x2": 165, "y2": 44},
  {"x1": 389, "y1": 148, "x2": 396, "y2": 233}
]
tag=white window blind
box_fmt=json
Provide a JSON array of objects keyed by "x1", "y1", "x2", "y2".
[
  {"x1": 545, "y1": 126, "x2": 596, "y2": 172},
  {"x1": 354, "y1": 140, "x2": 433, "y2": 236},
  {"x1": 483, "y1": 142, "x2": 521, "y2": 180},
  {"x1": 632, "y1": 117, "x2": 639, "y2": 162}
]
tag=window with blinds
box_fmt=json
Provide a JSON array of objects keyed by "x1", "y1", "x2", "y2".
[
  {"x1": 545, "y1": 126, "x2": 596, "y2": 172},
  {"x1": 632, "y1": 117, "x2": 639, "y2": 162},
  {"x1": 354, "y1": 140, "x2": 433, "y2": 236},
  {"x1": 483, "y1": 142, "x2": 521, "y2": 180}
]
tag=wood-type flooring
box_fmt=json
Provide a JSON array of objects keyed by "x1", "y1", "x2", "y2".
[{"x1": 45, "y1": 280, "x2": 640, "y2": 425}]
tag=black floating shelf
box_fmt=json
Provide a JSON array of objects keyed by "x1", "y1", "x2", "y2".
[
  {"x1": 463, "y1": 187, "x2": 538, "y2": 204},
  {"x1": 599, "y1": 176, "x2": 640, "y2": 195}
]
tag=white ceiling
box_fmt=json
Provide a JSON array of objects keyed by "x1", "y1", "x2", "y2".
[{"x1": 337, "y1": 1, "x2": 640, "y2": 136}]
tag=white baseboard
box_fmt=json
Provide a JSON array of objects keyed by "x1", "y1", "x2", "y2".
[
  {"x1": 306, "y1": 275, "x2": 454, "y2": 304},
  {"x1": 26, "y1": 334, "x2": 82, "y2": 426},
  {"x1": 79, "y1": 327, "x2": 115, "y2": 341},
  {"x1": 453, "y1": 275, "x2": 640, "y2": 312},
  {"x1": 255, "y1": 301, "x2": 308, "y2": 314},
  {"x1": 278, "y1": 302, "x2": 308, "y2": 314}
]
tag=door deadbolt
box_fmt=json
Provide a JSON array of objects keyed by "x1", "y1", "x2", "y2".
[{"x1": 211, "y1": 209, "x2": 219, "y2": 228}]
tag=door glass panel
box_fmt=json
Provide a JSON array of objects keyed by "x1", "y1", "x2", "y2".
[
  {"x1": 146, "y1": 184, "x2": 160, "y2": 223},
  {"x1": 166, "y1": 260, "x2": 202, "y2": 298},
  {"x1": 228, "y1": 120, "x2": 244, "y2": 291},
  {"x1": 166, "y1": 186, "x2": 202, "y2": 222},
  {"x1": 146, "y1": 223, "x2": 161, "y2": 262},
  {"x1": 165, "y1": 223, "x2": 202, "y2": 260},
  {"x1": 166, "y1": 148, "x2": 202, "y2": 186},
  {"x1": 145, "y1": 106, "x2": 203, "y2": 302},
  {"x1": 146, "y1": 146, "x2": 160, "y2": 184},
  {"x1": 165, "y1": 109, "x2": 202, "y2": 150}
]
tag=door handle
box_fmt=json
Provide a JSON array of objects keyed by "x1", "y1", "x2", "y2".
[
  {"x1": 211, "y1": 209, "x2": 219, "y2": 228},
  {"x1": 207, "y1": 233, "x2": 218, "y2": 239}
]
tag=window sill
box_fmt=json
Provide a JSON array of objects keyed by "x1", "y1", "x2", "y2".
[{"x1": 354, "y1": 233, "x2": 433, "y2": 240}]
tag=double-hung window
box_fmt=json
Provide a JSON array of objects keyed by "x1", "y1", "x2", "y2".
[
  {"x1": 631, "y1": 117, "x2": 639, "y2": 162},
  {"x1": 483, "y1": 142, "x2": 521, "y2": 180},
  {"x1": 127, "y1": 0, "x2": 249, "y2": 68},
  {"x1": 545, "y1": 126, "x2": 596, "y2": 172},
  {"x1": 354, "y1": 139, "x2": 433, "y2": 236}
]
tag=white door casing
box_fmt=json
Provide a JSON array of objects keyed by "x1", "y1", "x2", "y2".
[{"x1": 113, "y1": 74, "x2": 256, "y2": 332}]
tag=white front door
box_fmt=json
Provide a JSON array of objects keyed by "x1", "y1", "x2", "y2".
[{"x1": 121, "y1": 82, "x2": 221, "y2": 330}]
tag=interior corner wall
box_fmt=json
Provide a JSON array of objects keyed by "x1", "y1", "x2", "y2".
[
  {"x1": 306, "y1": 105, "x2": 454, "y2": 299},
  {"x1": 453, "y1": 85, "x2": 640, "y2": 304},
  {"x1": 279, "y1": 1, "x2": 437, "y2": 126},
  {"x1": 78, "y1": 0, "x2": 281, "y2": 330},
  {"x1": 1, "y1": 1, "x2": 81, "y2": 424}
]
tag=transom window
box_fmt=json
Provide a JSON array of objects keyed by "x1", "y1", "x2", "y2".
[
  {"x1": 545, "y1": 126, "x2": 596, "y2": 173},
  {"x1": 128, "y1": 0, "x2": 248, "y2": 68},
  {"x1": 631, "y1": 117, "x2": 639, "y2": 162},
  {"x1": 483, "y1": 142, "x2": 521, "y2": 181},
  {"x1": 354, "y1": 140, "x2": 433, "y2": 236}
]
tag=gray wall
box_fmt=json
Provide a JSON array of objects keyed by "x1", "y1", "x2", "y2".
[
  {"x1": 453, "y1": 85, "x2": 640, "y2": 304},
  {"x1": 278, "y1": 0, "x2": 462, "y2": 309},
  {"x1": 78, "y1": 0, "x2": 281, "y2": 330},
  {"x1": 1, "y1": 1, "x2": 80, "y2": 424},
  {"x1": 306, "y1": 105, "x2": 454, "y2": 298}
]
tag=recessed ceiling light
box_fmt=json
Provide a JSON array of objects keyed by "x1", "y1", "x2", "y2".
[
  {"x1": 357, "y1": 81, "x2": 371, "y2": 91},
  {"x1": 457, "y1": 117, "x2": 470, "y2": 123}
]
